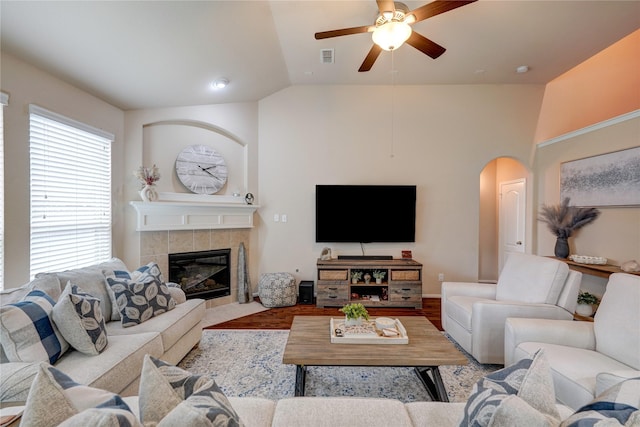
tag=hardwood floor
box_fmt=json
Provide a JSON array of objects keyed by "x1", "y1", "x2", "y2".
[{"x1": 205, "y1": 297, "x2": 443, "y2": 330}]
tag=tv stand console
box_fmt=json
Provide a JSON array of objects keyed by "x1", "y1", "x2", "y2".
[{"x1": 316, "y1": 258, "x2": 422, "y2": 309}]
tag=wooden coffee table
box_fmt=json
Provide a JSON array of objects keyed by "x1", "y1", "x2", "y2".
[{"x1": 282, "y1": 316, "x2": 468, "y2": 401}]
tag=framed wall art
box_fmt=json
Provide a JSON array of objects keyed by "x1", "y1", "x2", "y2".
[{"x1": 560, "y1": 146, "x2": 640, "y2": 207}]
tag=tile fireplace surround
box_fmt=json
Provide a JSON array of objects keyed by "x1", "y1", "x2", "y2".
[{"x1": 138, "y1": 228, "x2": 251, "y2": 309}]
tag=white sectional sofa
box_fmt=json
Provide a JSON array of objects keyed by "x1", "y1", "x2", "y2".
[{"x1": 0, "y1": 258, "x2": 205, "y2": 402}]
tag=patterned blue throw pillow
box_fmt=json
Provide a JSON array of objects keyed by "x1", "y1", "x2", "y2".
[
  {"x1": 0, "y1": 290, "x2": 69, "y2": 363},
  {"x1": 560, "y1": 378, "x2": 640, "y2": 427},
  {"x1": 52, "y1": 282, "x2": 108, "y2": 355},
  {"x1": 104, "y1": 262, "x2": 169, "y2": 321},
  {"x1": 106, "y1": 263, "x2": 176, "y2": 327},
  {"x1": 139, "y1": 355, "x2": 243, "y2": 427}
]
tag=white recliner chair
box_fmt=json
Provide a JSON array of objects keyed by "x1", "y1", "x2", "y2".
[
  {"x1": 505, "y1": 272, "x2": 640, "y2": 410},
  {"x1": 441, "y1": 253, "x2": 582, "y2": 364}
]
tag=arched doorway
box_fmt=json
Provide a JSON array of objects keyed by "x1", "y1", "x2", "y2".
[{"x1": 478, "y1": 157, "x2": 530, "y2": 282}]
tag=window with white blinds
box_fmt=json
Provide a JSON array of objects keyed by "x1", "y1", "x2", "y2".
[{"x1": 29, "y1": 105, "x2": 114, "y2": 278}]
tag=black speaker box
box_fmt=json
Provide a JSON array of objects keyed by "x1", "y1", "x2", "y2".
[{"x1": 299, "y1": 281, "x2": 314, "y2": 304}]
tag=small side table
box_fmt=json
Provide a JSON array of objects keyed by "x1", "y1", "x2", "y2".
[
  {"x1": 0, "y1": 402, "x2": 25, "y2": 427},
  {"x1": 573, "y1": 312, "x2": 595, "y2": 322}
]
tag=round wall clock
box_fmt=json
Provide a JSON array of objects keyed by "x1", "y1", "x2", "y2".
[{"x1": 175, "y1": 145, "x2": 228, "y2": 194}]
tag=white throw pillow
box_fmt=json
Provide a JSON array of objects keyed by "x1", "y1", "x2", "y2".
[{"x1": 20, "y1": 363, "x2": 140, "y2": 427}]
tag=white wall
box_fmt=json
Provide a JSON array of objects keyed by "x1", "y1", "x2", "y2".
[
  {"x1": 534, "y1": 116, "x2": 640, "y2": 297},
  {"x1": 1, "y1": 52, "x2": 125, "y2": 287},
  {"x1": 258, "y1": 85, "x2": 545, "y2": 295}
]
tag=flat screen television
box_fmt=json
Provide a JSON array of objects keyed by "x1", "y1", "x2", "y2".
[{"x1": 315, "y1": 185, "x2": 416, "y2": 243}]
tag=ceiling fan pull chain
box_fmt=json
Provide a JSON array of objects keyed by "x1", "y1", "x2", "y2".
[{"x1": 390, "y1": 50, "x2": 395, "y2": 159}]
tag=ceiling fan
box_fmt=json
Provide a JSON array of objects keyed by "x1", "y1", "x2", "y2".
[{"x1": 315, "y1": 0, "x2": 477, "y2": 72}]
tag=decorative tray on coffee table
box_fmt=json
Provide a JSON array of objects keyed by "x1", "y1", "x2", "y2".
[{"x1": 330, "y1": 317, "x2": 408, "y2": 344}]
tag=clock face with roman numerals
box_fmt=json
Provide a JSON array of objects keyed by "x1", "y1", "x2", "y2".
[{"x1": 175, "y1": 145, "x2": 228, "y2": 194}]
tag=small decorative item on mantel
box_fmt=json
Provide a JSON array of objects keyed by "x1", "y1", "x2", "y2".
[
  {"x1": 576, "y1": 291, "x2": 600, "y2": 317},
  {"x1": 134, "y1": 164, "x2": 160, "y2": 202},
  {"x1": 538, "y1": 197, "x2": 600, "y2": 258},
  {"x1": 339, "y1": 303, "x2": 369, "y2": 327}
]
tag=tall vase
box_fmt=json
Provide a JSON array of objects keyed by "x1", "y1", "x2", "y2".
[
  {"x1": 139, "y1": 184, "x2": 158, "y2": 202},
  {"x1": 554, "y1": 237, "x2": 570, "y2": 258}
]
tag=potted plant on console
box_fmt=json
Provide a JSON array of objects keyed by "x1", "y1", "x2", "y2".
[
  {"x1": 340, "y1": 303, "x2": 369, "y2": 327},
  {"x1": 576, "y1": 291, "x2": 600, "y2": 317},
  {"x1": 373, "y1": 270, "x2": 386, "y2": 284},
  {"x1": 351, "y1": 271, "x2": 363, "y2": 284}
]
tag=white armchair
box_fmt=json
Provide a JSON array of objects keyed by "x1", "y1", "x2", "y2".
[
  {"x1": 505, "y1": 272, "x2": 640, "y2": 410},
  {"x1": 441, "y1": 253, "x2": 582, "y2": 364}
]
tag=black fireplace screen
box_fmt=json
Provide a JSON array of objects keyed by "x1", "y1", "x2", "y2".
[{"x1": 168, "y1": 249, "x2": 231, "y2": 300}]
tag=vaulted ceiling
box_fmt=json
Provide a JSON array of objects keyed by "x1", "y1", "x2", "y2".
[{"x1": 2, "y1": 1, "x2": 639, "y2": 110}]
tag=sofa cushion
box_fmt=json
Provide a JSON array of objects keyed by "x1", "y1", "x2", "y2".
[
  {"x1": 596, "y1": 371, "x2": 640, "y2": 396},
  {"x1": 21, "y1": 363, "x2": 140, "y2": 427},
  {"x1": 106, "y1": 298, "x2": 204, "y2": 354},
  {"x1": 516, "y1": 341, "x2": 634, "y2": 410},
  {"x1": 54, "y1": 332, "x2": 163, "y2": 395},
  {"x1": 0, "y1": 362, "x2": 40, "y2": 402},
  {"x1": 560, "y1": 377, "x2": 640, "y2": 427},
  {"x1": 227, "y1": 397, "x2": 276, "y2": 427},
  {"x1": 271, "y1": 397, "x2": 414, "y2": 427},
  {"x1": 106, "y1": 264, "x2": 176, "y2": 328},
  {"x1": 445, "y1": 296, "x2": 480, "y2": 332},
  {"x1": 139, "y1": 355, "x2": 242, "y2": 426},
  {"x1": 460, "y1": 349, "x2": 560, "y2": 426},
  {"x1": 38, "y1": 269, "x2": 114, "y2": 323},
  {"x1": 496, "y1": 253, "x2": 568, "y2": 304},
  {"x1": 0, "y1": 274, "x2": 62, "y2": 306},
  {"x1": 406, "y1": 402, "x2": 468, "y2": 427},
  {"x1": 52, "y1": 282, "x2": 108, "y2": 355},
  {"x1": 0, "y1": 290, "x2": 69, "y2": 364},
  {"x1": 593, "y1": 273, "x2": 640, "y2": 370}
]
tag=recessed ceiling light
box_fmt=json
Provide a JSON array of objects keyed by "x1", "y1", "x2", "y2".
[
  {"x1": 516, "y1": 65, "x2": 529, "y2": 73},
  {"x1": 210, "y1": 78, "x2": 229, "y2": 89}
]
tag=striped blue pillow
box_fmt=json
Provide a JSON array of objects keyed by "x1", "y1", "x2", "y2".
[{"x1": 0, "y1": 290, "x2": 69, "y2": 363}]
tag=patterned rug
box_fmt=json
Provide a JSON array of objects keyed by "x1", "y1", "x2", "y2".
[{"x1": 178, "y1": 329, "x2": 502, "y2": 403}]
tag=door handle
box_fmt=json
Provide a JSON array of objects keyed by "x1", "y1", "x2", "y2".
[{"x1": 516, "y1": 241, "x2": 522, "y2": 245}]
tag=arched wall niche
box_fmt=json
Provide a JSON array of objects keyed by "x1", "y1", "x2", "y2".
[
  {"x1": 142, "y1": 119, "x2": 249, "y2": 196},
  {"x1": 478, "y1": 156, "x2": 531, "y2": 282}
]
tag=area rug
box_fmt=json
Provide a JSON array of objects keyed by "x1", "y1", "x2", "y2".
[
  {"x1": 201, "y1": 302, "x2": 270, "y2": 328},
  {"x1": 178, "y1": 329, "x2": 502, "y2": 403}
]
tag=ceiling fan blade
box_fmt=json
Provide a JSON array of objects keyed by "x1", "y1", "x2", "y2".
[
  {"x1": 358, "y1": 44, "x2": 383, "y2": 72},
  {"x1": 409, "y1": 0, "x2": 477, "y2": 23},
  {"x1": 406, "y1": 32, "x2": 446, "y2": 59},
  {"x1": 315, "y1": 25, "x2": 372, "y2": 40},
  {"x1": 376, "y1": 0, "x2": 396, "y2": 14}
]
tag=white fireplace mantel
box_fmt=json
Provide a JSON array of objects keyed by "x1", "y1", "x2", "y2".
[{"x1": 130, "y1": 193, "x2": 259, "y2": 231}]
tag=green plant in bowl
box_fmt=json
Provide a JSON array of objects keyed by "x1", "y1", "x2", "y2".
[
  {"x1": 339, "y1": 303, "x2": 370, "y2": 320},
  {"x1": 577, "y1": 291, "x2": 599, "y2": 305}
]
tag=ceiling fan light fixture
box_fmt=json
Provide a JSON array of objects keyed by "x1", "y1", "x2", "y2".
[
  {"x1": 211, "y1": 78, "x2": 229, "y2": 89},
  {"x1": 372, "y1": 21, "x2": 412, "y2": 51}
]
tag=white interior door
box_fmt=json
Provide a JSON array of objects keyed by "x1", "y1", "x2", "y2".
[{"x1": 499, "y1": 179, "x2": 526, "y2": 272}]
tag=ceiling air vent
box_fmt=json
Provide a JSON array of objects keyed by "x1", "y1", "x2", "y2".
[{"x1": 320, "y1": 49, "x2": 334, "y2": 64}]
